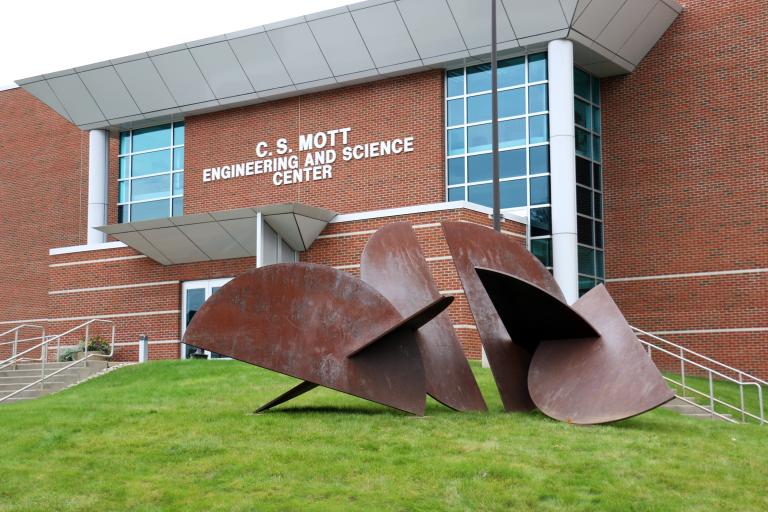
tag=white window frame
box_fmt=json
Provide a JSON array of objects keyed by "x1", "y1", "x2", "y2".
[{"x1": 180, "y1": 277, "x2": 233, "y2": 359}]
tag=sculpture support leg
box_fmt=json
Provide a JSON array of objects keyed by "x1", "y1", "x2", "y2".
[{"x1": 255, "y1": 380, "x2": 318, "y2": 413}]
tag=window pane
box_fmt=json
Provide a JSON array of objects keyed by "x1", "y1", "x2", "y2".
[
  {"x1": 528, "y1": 53, "x2": 547, "y2": 82},
  {"x1": 468, "y1": 124, "x2": 492, "y2": 153},
  {"x1": 447, "y1": 98, "x2": 464, "y2": 126},
  {"x1": 576, "y1": 157, "x2": 591, "y2": 186},
  {"x1": 173, "y1": 148, "x2": 184, "y2": 170},
  {"x1": 131, "y1": 199, "x2": 169, "y2": 222},
  {"x1": 173, "y1": 172, "x2": 184, "y2": 195},
  {"x1": 575, "y1": 128, "x2": 591, "y2": 158},
  {"x1": 529, "y1": 146, "x2": 549, "y2": 174},
  {"x1": 574, "y1": 68, "x2": 591, "y2": 100},
  {"x1": 132, "y1": 149, "x2": 171, "y2": 176},
  {"x1": 119, "y1": 132, "x2": 130, "y2": 154},
  {"x1": 117, "y1": 205, "x2": 127, "y2": 223},
  {"x1": 173, "y1": 122, "x2": 185, "y2": 145},
  {"x1": 119, "y1": 156, "x2": 129, "y2": 179},
  {"x1": 595, "y1": 221, "x2": 603, "y2": 249},
  {"x1": 447, "y1": 69, "x2": 464, "y2": 97},
  {"x1": 528, "y1": 84, "x2": 548, "y2": 113},
  {"x1": 467, "y1": 63, "x2": 491, "y2": 94},
  {"x1": 592, "y1": 76, "x2": 601, "y2": 105},
  {"x1": 118, "y1": 181, "x2": 128, "y2": 203},
  {"x1": 500, "y1": 149, "x2": 526, "y2": 178},
  {"x1": 593, "y1": 107, "x2": 601, "y2": 134},
  {"x1": 531, "y1": 238, "x2": 552, "y2": 267},
  {"x1": 498, "y1": 57, "x2": 525, "y2": 88},
  {"x1": 500, "y1": 179, "x2": 526, "y2": 208},
  {"x1": 132, "y1": 174, "x2": 170, "y2": 202},
  {"x1": 594, "y1": 191, "x2": 602, "y2": 219},
  {"x1": 578, "y1": 215, "x2": 593, "y2": 245},
  {"x1": 530, "y1": 176, "x2": 549, "y2": 205},
  {"x1": 579, "y1": 276, "x2": 596, "y2": 297},
  {"x1": 577, "y1": 186, "x2": 592, "y2": 216},
  {"x1": 499, "y1": 118, "x2": 525, "y2": 148},
  {"x1": 593, "y1": 135, "x2": 601, "y2": 162},
  {"x1": 596, "y1": 250, "x2": 604, "y2": 278},
  {"x1": 468, "y1": 183, "x2": 492, "y2": 208},
  {"x1": 593, "y1": 164, "x2": 602, "y2": 191},
  {"x1": 575, "y1": 99, "x2": 591, "y2": 129},
  {"x1": 468, "y1": 153, "x2": 491, "y2": 182},
  {"x1": 132, "y1": 124, "x2": 171, "y2": 152},
  {"x1": 530, "y1": 207, "x2": 551, "y2": 236},
  {"x1": 447, "y1": 157, "x2": 465, "y2": 185},
  {"x1": 448, "y1": 187, "x2": 465, "y2": 201},
  {"x1": 529, "y1": 115, "x2": 548, "y2": 144},
  {"x1": 578, "y1": 246, "x2": 595, "y2": 276},
  {"x1": 172, "y1": 197, "x2": 183, "y2": 217},
  {"x1": 499, "y1": 88, "x2": 525, "y2": 118},
  {"x1": 467, "y1": 94, "x2": 491, "y2": 123},
  {"x1": 447, "y1": 128, "x2": 465, "y2": 156}
]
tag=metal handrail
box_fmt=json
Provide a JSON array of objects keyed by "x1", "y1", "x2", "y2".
[
  {"x1": 634, "y1": 327, "x2": 766, "y2": 425},
  {"x1": 0, "y1": 319, "x2": 115, "y2": 403},
  {"x1": 0, "y1": 324, "x2": 46, "y2": 363}
]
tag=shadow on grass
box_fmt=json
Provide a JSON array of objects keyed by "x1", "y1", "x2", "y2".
[{"x1": 251, "y1": 405, "x2": 400, "y2": 416}]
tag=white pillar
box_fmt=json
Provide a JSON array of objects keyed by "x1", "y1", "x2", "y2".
[
  {"x1": 87, "y1": 129, "x2": 109, "y2": 244},
  {"x1": 547, "y1": 40, "x2": 579, "y2": 304}
]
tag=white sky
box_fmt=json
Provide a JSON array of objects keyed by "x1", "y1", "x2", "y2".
[{"x1": 0, "y1": 0, "x2": 354, "y2": 90}]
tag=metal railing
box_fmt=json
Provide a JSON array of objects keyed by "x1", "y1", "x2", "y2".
[
  {"x1": 0, "y1": 319, "x2": 115, "y2": 403},
  {"x1": 0, "y1": 324, "x2": 46, "y2": 363},
  {"x1": 633, "y1": 326, "x2": 766, "y2": 425}
]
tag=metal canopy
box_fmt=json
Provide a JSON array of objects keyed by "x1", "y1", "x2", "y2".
[
  {"x1": 96, "y1": 203, "x2": 336, "y2": 265},
  {"x1": 16, "y1": 0, "x2": 681, "y2": 130}
]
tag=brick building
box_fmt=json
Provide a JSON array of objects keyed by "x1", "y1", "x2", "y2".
[{"x1": 1, "y1": 1, "x2": 765, "y2": 376}]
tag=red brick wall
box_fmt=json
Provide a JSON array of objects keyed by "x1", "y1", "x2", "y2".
[
  {"x1": 0, "y1": 89, "x2": 88, "y2": 323},
  {"x1": 602, "y1": 0, "x2": 768, "y2": 375}
]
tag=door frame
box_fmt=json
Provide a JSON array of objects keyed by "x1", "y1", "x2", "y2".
[{"x1": 180, "y1": 277, "x2": 233, "y2": 359}]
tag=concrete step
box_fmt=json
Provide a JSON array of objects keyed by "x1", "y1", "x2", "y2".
[
  {"x1": 663, "y1": 397, "x2": 733, "y2": 422},
  {"x1": 0, "y1": 382, "x2": 68, "y2": 399},
  {"x1": 0, "y1": 362, "x2": 108, "y2": 378},
  {"x1": 0, "y1": 380, "x2": 71, "y2": 391},
  {"x1": 0, "y1": 360, "x2": 119, "y2": 404}
]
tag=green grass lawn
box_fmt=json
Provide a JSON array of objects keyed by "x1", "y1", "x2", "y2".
[{"x1": 0, "y1": 361, "x2": 766, "y2": 512}]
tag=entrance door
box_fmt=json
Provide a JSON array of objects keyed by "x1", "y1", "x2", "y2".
[{"x1": 180, "y1": 278, "x2": 232, "y2": 359}]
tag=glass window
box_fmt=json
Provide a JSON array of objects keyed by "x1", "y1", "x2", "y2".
[
  {"x1": 529, "y1": 146, "x2": 549, "y2": 174},
  {"x1": 467, "y1": 63, "x2": 491, "y2": 94},
  {"x1": 574, "y1": 68, "x2": 591, "y2": 100},
  {"x1": 595, "y1": 221, "x2": 603, "y2": 249},
  {"x1": 447, "y1": 98, "x2": 463, "y2": 126},
  {"x1": 499, "y1": 57, "x2": 525, "y2": 88},
  {"x1": 592, "y1": 76, "x2": 601, "y2": 105},
  {"x1": 500, "y1": 118, "x2": 525, "y2": 148},
  {"x1": 132, "y1": 124, "x2": 171, "y2": 152},
  {"x1": 468, "y1": 153, "x2": 492, "y2": 182},
  {"x1": 528, "y1": 53, "x2": 547, "y2": 82},
  {"x1": 500, "y1": 149, "x2": 526, "y2": 178},
  {"x1": 594, "y1": 192, "x2": 602, "y2": 219},
  {"x1": 447, "y1": 128, "x2": 464, "y2": 156},
  {"x1": 467, "y1": 94, "x2": 491, "y2": 123},
  {"x1": 530, "y1": 207, "x2": 551, "y2": 237},
  {"x1": 593, "y1": 164, "x2": 602, "y2": 191},
  {"x1": 531, "y1": 238, "x2": 552, "y2": 267},
  {"x1": 577, "y1": 215, "x2": 593, "y2": 245},
  {"x1": 530, "y1": 176, "x2": 549, "y2": 205},
  {"x1": 448, "y1": 157, "x2": 465, "y2": 185},
  {"x1": 575, "y1": 128, "x2": 592, "y2": 158},
  {"x1": 529, "y1": 115, "x2": 548, "y2": 144},
  {"x1": 500, "y1": 179, "x2": 526, "y2": 208},
  {"x1": 577, "y1": 186, "x2": 593, "y2": 216},
  {"x1": 468, "y1": 183, "x2": 492, "y2": 207},
  {"x1": 593, "y1": 135, "x2": 601, "y2": 162},
  {"x1": 596, "y1": 250, "x2": 604, "y2": 278},
  {"x1": 593, "y1": 107, "x2": 601, "y2": 134},
  {"x1": 575, "y1": 99, "x2": 591, "y2": 129},
  {"x1": 579, "y1": 276, "x2": 596, "y2": 297},
  {"x1": 468, "y1": 124, "x2": 492, "y2": 153},
  {"x1": 499, "y1": 88, "x2": 525, "y2": 118},
  {"x1": 578, "y1": 246, "x2": 595, "y2": 275},
  {"x1": 118, "y1": 121, "x2": 184, "y2": 223},
  {"x1": 448, "y1": 187, "x2": 465, "y2": 201},
  {"x1": 528, "y1": 84, "x2": 548, "y2": 113},
  {"x1": 447, "y1": 69, "x2": 464, "y2": 97},
  {"x1": 576, "y1": 157, "x2": 591, "y2": 186}
]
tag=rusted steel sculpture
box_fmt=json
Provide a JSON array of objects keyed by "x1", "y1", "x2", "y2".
[
  {"x1": 182, "y1": 262, "x2": 452, "y2": 415},
  {"x1": 442, "y1": 221, "x2": 552, "y2": 411},
  {"x1": 183, "y1": 220, "x2": 672, "y2": 424},
  {"x1": 360, "y1": 222, "x2": 487, "y2": 412}
]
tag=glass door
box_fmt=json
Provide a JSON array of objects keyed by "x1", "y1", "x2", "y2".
[{"x1": 180, "y1": 278, "x2": 232, "y2": 359}]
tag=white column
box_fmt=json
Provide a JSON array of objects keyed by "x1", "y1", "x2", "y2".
[
  {"x1": 87, "y1": 129, "x2": 109, "y2": 244},
  {"x1": 547, "y1": 40, "x2": 579, "y2": 304}
]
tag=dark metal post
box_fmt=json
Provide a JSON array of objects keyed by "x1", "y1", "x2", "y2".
[{"x1": 491, "y1": 0, "x2": 501, "y2": 231}]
